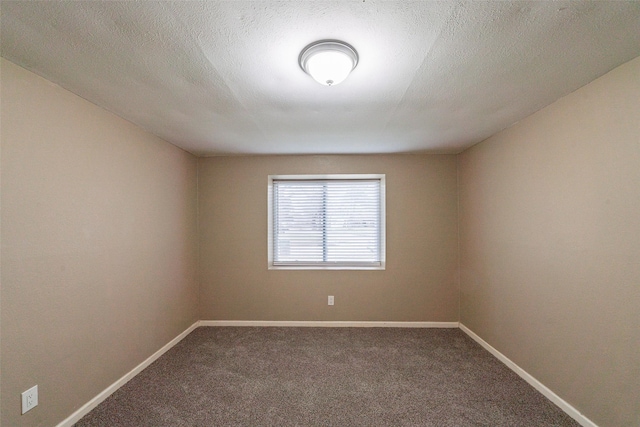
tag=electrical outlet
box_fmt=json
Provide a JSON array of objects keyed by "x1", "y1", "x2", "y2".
[
  {"x1": 328, "y1": 295, "x2": 334, "y2": 306},
  {"x1": 21, "y1": 385, "x2": 38, "y2": 414}
]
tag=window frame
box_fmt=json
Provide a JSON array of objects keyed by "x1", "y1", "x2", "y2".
[{"x1": 268, "y1": 174, "x2": 386, "y2": 270}]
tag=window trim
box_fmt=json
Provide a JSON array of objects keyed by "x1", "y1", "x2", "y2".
[{"x1": 268, "y1": 174, "x2": 386, "y2": 270}]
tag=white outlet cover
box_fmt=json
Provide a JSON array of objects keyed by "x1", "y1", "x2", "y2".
[
  {"x1": 21, "y1": 385, "x2": 38, "y2": 414},
  {"x1": 328, "y1": 296, "x2": 334, "y2": 306}
]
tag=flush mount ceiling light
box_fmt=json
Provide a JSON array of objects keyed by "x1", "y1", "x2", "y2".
[{"x1": 299, "y1": 40, "x2": 359, "y2": 86}]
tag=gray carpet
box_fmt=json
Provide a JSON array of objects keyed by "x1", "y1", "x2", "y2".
[{"x1": 75, "y1": 327, "x2": 579, "y2": 426}]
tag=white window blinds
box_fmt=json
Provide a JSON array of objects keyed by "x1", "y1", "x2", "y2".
[{"x1": 269, "y1": 175, "x2": 385, "y2": 269}]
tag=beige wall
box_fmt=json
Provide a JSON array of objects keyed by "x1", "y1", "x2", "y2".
[
  {"x1": 458, "y1": 56, "x2": 640, "y2": 426},
  {"x1": 0, "y1": 59, "x2": 199, "y2": 426},
  {"x1": 198, "y1": 154, "x2": 459, "y2": 321}
]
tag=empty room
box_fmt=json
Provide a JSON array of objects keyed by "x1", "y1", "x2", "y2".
[{"x1": 1, "y1": 1, "x2": 638, "y2": 426}]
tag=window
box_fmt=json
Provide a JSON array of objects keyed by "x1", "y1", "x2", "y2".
[{"x1": 268, "y1": 174, "x2": 385, "y2": 270}]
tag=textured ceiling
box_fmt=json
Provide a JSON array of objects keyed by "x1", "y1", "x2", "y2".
[{"x1": 2, "y1": 1, "x2": 639, "y2": 156}]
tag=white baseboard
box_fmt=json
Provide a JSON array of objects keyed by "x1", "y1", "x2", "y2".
[
  {"x1": 459, "y1": 323, "x2": 597, "y2": 427},
  {"x1": 55, "y1": 321, "x2": 199, "y2": 427},
  {"x1": 199, "y1": 320, "x2": 460, "y2": 328}
]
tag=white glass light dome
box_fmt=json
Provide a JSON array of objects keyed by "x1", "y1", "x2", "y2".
[{"x1": 299, "y1": 40, "x2": 358, "y2": 86}]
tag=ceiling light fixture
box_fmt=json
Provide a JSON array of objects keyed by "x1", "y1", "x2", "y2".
[{"x1": 299, "y1": 40, "x2": 358, "y2": 86}]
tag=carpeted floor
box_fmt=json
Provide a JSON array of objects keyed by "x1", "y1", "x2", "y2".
[{"x1": 75, "y1": 327, "x2": 579, "y2": 426}]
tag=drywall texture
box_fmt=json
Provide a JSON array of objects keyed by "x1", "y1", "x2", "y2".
[
  {"x1": 0, "y1": 59, "x2": 199, "y2": 427},
  {"x1": 459, "y1": 56, "x2": 640, "y2": 426},
  {"x1": 198, "y1": 154, "x2": 459, "y2": 322}
]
